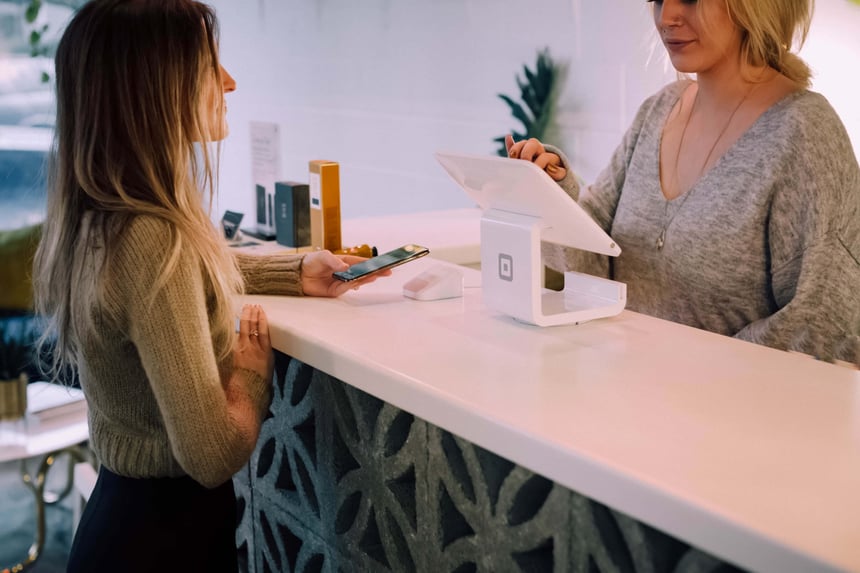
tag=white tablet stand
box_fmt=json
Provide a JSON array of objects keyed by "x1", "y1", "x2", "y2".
[{"x1": 436, "y1": 151, "x2": 626, "y2": 326}]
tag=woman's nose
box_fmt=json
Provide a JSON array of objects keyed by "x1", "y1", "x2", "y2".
[
  {"x1": 221, "y1": 65, "x2": 237, "y2": 93},
  {"x1": 658, "y1": 0, "x2": 684, "y2": 30}
]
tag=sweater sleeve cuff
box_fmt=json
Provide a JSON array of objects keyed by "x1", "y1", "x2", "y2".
[{"x1": 234, "y1": 253, "x2": 305, "y2": 296}]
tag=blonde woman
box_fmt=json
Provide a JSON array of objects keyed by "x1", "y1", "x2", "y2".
[
  {"x1": 508, "y1": 0, "x2": 859, "y2": 365},
  {"x1": 33, "y1": 0, "x2": 385, "y2": 570}
]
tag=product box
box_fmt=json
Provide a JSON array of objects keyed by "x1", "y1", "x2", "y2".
[
  {"x1": 254, "y1": 183, "x2": 276, "y2": 240},
  {"x1": 308, "y1": 160, "x2": 341, "y2": 252},
  {"x1": 274, "y1": 181, "x2": 310, "y2": 248}
]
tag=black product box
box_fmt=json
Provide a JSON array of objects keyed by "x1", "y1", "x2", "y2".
[{"x1": 274, "y1": 181, "x2": 311, "y2": 248}]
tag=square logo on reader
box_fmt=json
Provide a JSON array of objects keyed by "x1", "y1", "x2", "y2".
[{"x1": 498, "y1": 253, "x2": 513, "y2": 281}]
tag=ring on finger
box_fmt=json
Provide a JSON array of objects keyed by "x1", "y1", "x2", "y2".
[{"x1": 251, "y1": 329, "x2": 259, "y2": 337}]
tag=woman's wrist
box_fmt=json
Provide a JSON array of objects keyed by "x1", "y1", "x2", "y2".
[{"x1": 233, "y1": 367, "x2": 272, "y2": 412}]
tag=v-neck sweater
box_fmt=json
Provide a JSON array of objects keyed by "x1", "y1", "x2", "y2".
[{"x1": 546, "y1": 80, "x2": 860, "y2": 365}]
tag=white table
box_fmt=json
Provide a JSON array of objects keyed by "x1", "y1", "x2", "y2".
[
  {"x1": 1, "y1": 397, "x2": 89, "y2": 572},
  {"x1": 240, "y1": 255, "x2": 860, "y2": 573}
]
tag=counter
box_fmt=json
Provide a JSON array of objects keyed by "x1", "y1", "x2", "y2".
[{"x1": 235, "y1": 249, "x2": 859, "y2": 573}]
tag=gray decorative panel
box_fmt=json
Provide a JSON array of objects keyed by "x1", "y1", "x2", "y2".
[{"x1": 235, "y1": 352, "x2": 745, "y2": 573}]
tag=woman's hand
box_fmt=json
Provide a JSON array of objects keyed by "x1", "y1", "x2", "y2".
[
  {"x1": 505, "y1": 134, "x2": 567, "y2": 182},
  {"x1": 233, "y1": 303, "x2": 274, "y2": 383},
  {"x1": 301, "y1": 250, "x2": 391, "y2": 297}
]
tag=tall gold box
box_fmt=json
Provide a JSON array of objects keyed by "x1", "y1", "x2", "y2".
[{"x1": 308, "y1": 160, "x2": 342, "y2": 252}]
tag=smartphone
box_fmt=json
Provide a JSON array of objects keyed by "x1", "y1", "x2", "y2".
[{"x1": 332, "y1": 244, "x2": 430, "y2": 282}]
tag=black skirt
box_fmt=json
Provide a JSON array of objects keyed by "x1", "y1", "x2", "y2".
[{"x1": 67, "y1": 466, "x2": 238, "y2": 573}]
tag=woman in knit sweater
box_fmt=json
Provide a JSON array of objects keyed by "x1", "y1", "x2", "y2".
[
  {"x1": 507, "y1": 0, "x2": 859, "y2": 366},
  {"x1": 32, "y1": 1, "x2": 385, "y2": 570}
]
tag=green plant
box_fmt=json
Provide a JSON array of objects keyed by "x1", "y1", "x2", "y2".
[
  {"x1": 23, "y1": 0, "x2": 84, "y2": 82},
  {"x1": 24, "y1": 0, "x2": 50, "y2": 83},
  {"x1": 493, "y1": 48, "x2": 560, "y2": 157},
  {"x1": 0, "y1": 322, "x2": 38, "y2": 381}
]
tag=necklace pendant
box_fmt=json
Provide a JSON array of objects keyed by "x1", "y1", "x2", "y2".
[{"x1": 656, "y1": 229, "x2": 665, "y2": 250}]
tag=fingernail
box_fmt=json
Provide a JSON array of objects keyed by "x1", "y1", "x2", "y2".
[{"x1": 508, "y1": 150, "x2": 517, "y2": 158}]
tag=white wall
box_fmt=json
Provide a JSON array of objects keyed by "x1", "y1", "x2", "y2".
[{"x1": 208, "y1": 0, "x2": 860, "y2": 221}]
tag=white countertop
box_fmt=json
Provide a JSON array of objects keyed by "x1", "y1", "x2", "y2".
[{"x1": 241, "y1": 255, "x2": 860, "y2": 573}]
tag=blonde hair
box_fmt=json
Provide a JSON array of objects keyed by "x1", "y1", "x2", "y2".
[
  {"x1": 722, "y1": 0, "x2": 815, "y2": 87},
  {"x1": 34, "y1": 0, "x2": 242, "y2": 382}
]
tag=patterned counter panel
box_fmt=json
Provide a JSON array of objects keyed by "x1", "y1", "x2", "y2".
[{"x1": 234, "y1": 352, "x2": 744, "y2": 573}]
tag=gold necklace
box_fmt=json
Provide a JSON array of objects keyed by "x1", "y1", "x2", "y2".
[{"x1": 656, "y1": 84, "x2": 754, "y2": 250}]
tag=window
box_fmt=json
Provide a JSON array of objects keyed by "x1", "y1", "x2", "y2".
[{"x1": 0, "y1": 1, "x2": 74, "y2": 231}]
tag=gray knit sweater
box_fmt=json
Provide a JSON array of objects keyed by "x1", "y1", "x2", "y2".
[
  {"x1": 546, "y1": 80, "x2": 860, "y2": 365},
  {"x1": 77, "y1": 215, "x2": 303, "y2": 487}
]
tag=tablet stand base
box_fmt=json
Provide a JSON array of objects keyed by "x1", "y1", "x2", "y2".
[{"x1": 480, "y1": 209, "x2": 626, "y2": 326}]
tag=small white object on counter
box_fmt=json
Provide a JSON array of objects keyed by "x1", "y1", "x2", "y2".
[{"x1": 403, "y1": 264, "x2": 464, "y2": 301}]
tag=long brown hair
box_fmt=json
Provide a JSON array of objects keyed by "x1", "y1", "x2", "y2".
[{"x1": 34, "y1": 0, "x2": 242, "y2": 381}]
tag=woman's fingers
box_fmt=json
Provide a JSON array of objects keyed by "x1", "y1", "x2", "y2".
[
  {"x1": 509, "y1": 136, "x2": 567, "y2": 182},
  {"x1": 508, "y1": 136, "x2": 545, "y2": 160},
  {"x1": 238, "y1": 303, "x2": 252, "y2": 338},
  {"x1": 249, "y1": 304, "x2": 259, "y2": 341},
  {"x1": 518, "y1": 138, "x2": 546, "y2": 162},
  {"x1": 238, "y1": 303, "x2": 266, "y2": 346},
  {"x1": 533, "y1": 152, "x2": 559, "y2": 170},
  {"x1": 233, "y1": 304, "x2": 274, "y2": 382},
  {"x1": 256, "y1": 306, "x2": 270, "y2": 348},
  {"x1": 508, "y1": 139, "x2": 525, "y2": 158},
  {"x1": 545, "y1": 162, "x2": 567, "y2": 181},
  {"x1": 534, "y1": 152, "x2": 567, "y2": 181}
]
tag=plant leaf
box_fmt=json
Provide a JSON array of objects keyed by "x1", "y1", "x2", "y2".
[
  {"x1": 498, "y1": 94, "x2": 533, "y2": 132},
  {"x1": 518, "y1": 76, "x2": 541, "y2": 119},
  {"x1": 534, "y1": 63, "x2": 553, "y2": 104},
  {"x1": 494, "y1": 48, "x2": 559, "y2": 151},
  {"x1": 25, "y1": 0, "x2": 42, "y2": 24},
  {"x1": 523, "y1": 65, "x2": 538, "y2": 93}
]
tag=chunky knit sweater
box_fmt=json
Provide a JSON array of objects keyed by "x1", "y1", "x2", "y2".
[
  {"x1": 546, "y1": 80, "x2": 860, "y2": 365},
  {"x1": 76, "y1": 215, "x2": 303, "y2": 487}
]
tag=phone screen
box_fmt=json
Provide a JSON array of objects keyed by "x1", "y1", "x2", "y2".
[{"x1": 332, "y1": 244, "x2": 430, "y2": 282}]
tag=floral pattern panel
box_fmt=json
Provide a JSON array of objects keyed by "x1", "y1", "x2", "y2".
[{"x1": 235, "y1": 352, "x2": 744, "y2": 573}]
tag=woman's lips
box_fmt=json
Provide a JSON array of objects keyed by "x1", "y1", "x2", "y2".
[{"x1": 664, "y1": 38, "x2": 694, "y2": 52}]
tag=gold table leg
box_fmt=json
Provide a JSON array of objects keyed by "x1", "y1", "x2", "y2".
[{"x1": 2, "y1": 444, "x2": 89, "y2": 573}]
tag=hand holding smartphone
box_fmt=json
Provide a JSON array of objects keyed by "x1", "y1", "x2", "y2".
[{"x1": 332, "y1": 244, "x2": 430, "y2": 282}]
